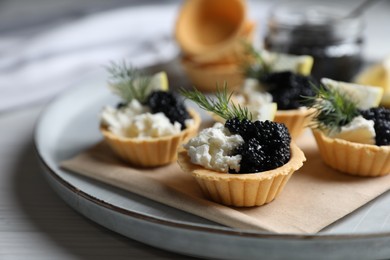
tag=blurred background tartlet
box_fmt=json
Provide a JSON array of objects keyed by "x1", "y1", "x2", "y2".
[{"x1": 175, "y1": 0, "x2": 255, "y2": 92}]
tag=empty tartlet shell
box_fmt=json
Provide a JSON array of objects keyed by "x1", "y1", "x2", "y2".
[
  {"x1": 175, "y1": 0, "x2": 247, "y2": 62},
  {"x1": 177, "y1": 142, "x2": 306, "y2": 207},
  {"x1": 312, "y1": 129, "x2": 390, "y2": 177},
  {"x1": 100, "y1": 109, "x2": 201, "y2": 167},
  {"x1": 274, "y1": 108, "x2": 315, "y2": 139},
  {"x1": 180, "y1": 57, "x2": 244, "y2": 92},
  {"x1": 187, "y1": 20, "x2": 256, "y2": 64},
  {"x1": 180, "y1": 21, "x2": 256, "y2": 93}
]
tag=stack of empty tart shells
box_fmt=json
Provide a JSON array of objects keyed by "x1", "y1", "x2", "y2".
[{"x1": 175, "y1": 0, "x2": 255, "y2": 92}]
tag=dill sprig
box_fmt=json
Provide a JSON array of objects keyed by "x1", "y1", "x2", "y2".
[
  {"x1": 105, "y1": 61, "x2": 152, "y2": 103},
  {"x1": 180, "y1": 84, "x2": 252, "y2": 121},
  {"x1": 303, "y1": 84, "x2": 360, "y2": 131},
  {"x1": 243, "y1": 43, "x2": 273, "y2": 79}
]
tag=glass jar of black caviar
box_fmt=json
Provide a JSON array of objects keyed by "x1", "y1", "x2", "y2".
[{"x1": 264, "y1": 1, "x2": 364, "y2": 81}]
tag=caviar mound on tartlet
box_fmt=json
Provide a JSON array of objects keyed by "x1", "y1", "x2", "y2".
[
  {"x1": 238, "y1": 45, "x2": 317, "y2": 138},
  {"x1": 307, "y1": 81, "x2": 390, "y2": 177},
  {"x1": 178, "y1": 87, "x2": 306, "y2": 207},
  {"x1": 100, "y1": 62, "x2": 201, "y2": 167}
]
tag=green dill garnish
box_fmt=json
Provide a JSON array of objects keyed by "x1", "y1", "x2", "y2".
[
  {"x1": 243, "y1": 43, "x2": 273, "y2": 79},
  {"x1": 303, "y1": 84, "x2": 360, "y2": 131},
  {"x1": 105, "y1": 61, "x2": 152, "y2": 103},
  {"x1": 180, "y1": 84, "x2": 252, "y2": 121}
]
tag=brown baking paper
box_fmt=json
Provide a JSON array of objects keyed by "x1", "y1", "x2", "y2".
[{"x1": 61, "y1": 131, "x2": 390, "y2": 234}]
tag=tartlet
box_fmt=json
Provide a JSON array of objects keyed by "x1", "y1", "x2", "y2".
[
  {"x1": 239, "y1": 47, "x2": 317, "y2": 138},
  {"x1": 180, "y1": 57, "x2": 244, "y2": 93},
  {"x1": 274, "y1": 108, "x2": 315, "y2": 138},
  {"x1": 178, "y1": 142, "x2": 305, "y2": 206},
  {"x1": 180, "y1": 87, "x2": 306, "y2": 207},
  {"x1": 175, "y1": 0, "x2": 247, "y2": 62},
  {"x1": 312, "y1": 130, "x2": 390, "y2": 177},
  {"x1": 100, "y1": 63, "x2": 201, "y2": 167},
  {"x1": 101, "y1": 108, "x2": 201, "y2": 167},
  {"x1": 234, "y1": 77, "x2": 316, "y2": 139},
  {"x1": 175, "y1": 0, "x2": 256, "y2": 92},
  {"x1": 307, "y1": 81, "x2": 390, "y2": 177},
  {"x1": 179, "y1": 20, "x2": 256, "y2": 92}
]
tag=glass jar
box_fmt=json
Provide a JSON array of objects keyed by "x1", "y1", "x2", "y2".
[{"x1": 264, "y1": 1, "x2": 364, "y2": 81}]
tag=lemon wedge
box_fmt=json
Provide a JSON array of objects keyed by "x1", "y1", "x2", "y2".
[
  {"x1": 355, "y1": 57, "x2": 390, "y2": 107},
  {"x1": 109, "y1": 71, "x2": 169, "y2": 103},
  {"x1": 212, "y1": 102, "x2": 277, "y2": 123},
  {"x1": 321, "y1": 78, "x2": 383, "y2": 110},
  {"x1": 265, "y1": 51, "x2": 314, "y2": 75},
  {"x1": 145, "y1": 71, "x2": 169, "y2": 92}
]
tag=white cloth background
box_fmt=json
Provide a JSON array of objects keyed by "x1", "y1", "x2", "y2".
[{"x1": 0, "y1": 4, "x2": 181, "y2": 111}]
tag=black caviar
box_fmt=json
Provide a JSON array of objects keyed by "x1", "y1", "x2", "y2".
[
  {"x1": 360, "y1": 107, "x2": 390, "y2": 146},
  {"x1": 146, "y1": 91, "x2": 190, "y2": 130},
  {"x1": 258, "y1": 71, "x2": 317, "y2": 110},
  {"x1": 116, "y1": 102, "x2": 127, "y2": 109},
  {"x1": 225, "y1": 118, "x2": 291, "y2": 173}
]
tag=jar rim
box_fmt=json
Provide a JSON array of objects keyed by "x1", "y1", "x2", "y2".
[
  {"x1": 268, "y1": 1, "x2": 363, "y2": 30},
  {"x1": 266, "y1": 1, "x2": 364, "y2": 45}
]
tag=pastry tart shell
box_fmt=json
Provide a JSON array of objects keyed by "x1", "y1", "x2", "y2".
[
  {"x1": 274, "y1": 108, "x2": 315, "y2": 139},
  {"x1": 312, "y1": 129, "x2": 390, "y2": 177},
  {"x1": 177, "y1": 142, "x2": 306, "y2": 207},
  {"x1": 100, "y1": 109, "x2": 201, "y2": 167}
]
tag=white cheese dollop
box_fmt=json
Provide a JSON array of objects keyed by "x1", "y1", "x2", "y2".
[
  {"x1": 100, "y1": 99, "x2": 189, "y2": 138},
  {"x1": 235, "y1": 79, "x2": 275, "y2": 121},
  {"x1": 240, "y1": 78, "x2": 273, "y2": 106},
  {"x1": 184, "y1": 123, "x2": 244, "y2": 173},
  {"x1": 328, "y1": 116, "x2": 376, "y2": 145},
  {"x1": 126, "y1": 112, "x2": 182, "y2": 138}
]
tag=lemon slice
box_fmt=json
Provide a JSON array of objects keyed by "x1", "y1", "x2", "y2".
[
  {"x1": 321, "y1": 78, "x2": 383, "y2": 110},
  {"x1": 148, "y1": 71, "x2": 169, "y2": 92},
  {"x1": 211, "y1": 101, "x2": 277, "y2": 123},
  {"x1": 110, "y1": 71, "x2": 169, "y2": 102},
  {"x1": 265, "y1": 51, "x2": 314, "y2": 75},
  {"x1": 355, "y1": 57, "x2": 390, "y2": 106},
  {"x1": 131, "y1": 71, "x2": 168, "y2": 93},
  {"x1": 331, "y1": 116, "x2": 376, "y2": 145}
]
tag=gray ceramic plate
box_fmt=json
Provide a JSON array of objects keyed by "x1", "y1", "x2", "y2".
[{"x1": 35, "y1": 69, "x2": 390, "y2": 260}]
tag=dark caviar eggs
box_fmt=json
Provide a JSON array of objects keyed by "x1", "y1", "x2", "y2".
[
  {"x1": 146, "y1": 91, "x2": 191, "y2": 130},
  {"x1": 360, "y1": 107, "x2": 390, "y2": 146},
  {"x1": 259, "y1": 71, "x2": 317, "y2": 110},
  {"x1": 116, "y1": 91, "x2": 191, "y2": 130},
  {"x1": 225, "y1": 118, "x2": 291, "y2": 173}
]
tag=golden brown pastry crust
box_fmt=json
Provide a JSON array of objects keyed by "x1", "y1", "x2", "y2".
[
  {"x1": 101, "y1": 108, "x2": 201, "y2": 167},
  {"x1": 177, "y1": 142, "x2": 306, "y2": 207},
  {"x1": 313, "y1": 129, "x2": 390, "y2": 177},
  {"x1": 274, "y1": 108, "x2": 315, "y2": 139}
]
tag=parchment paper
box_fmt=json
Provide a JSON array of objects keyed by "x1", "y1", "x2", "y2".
[{"x1": 61, "y1": 131, "x2": 390, "y2": 234}]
